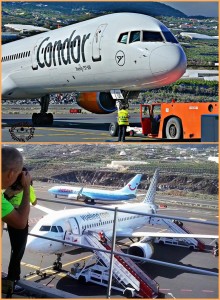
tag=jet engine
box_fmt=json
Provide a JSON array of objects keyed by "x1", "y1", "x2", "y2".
[
  {"x1": 76, "y1": 92, "x2": 117, "y2": 114},
  {"x1": 128, "y1": 242, "x2": 154, "y2": 259}
]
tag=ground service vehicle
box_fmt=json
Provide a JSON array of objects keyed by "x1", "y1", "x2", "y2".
[{"x1": 109, "y1": 101, "x2": 218, "y2": 140}]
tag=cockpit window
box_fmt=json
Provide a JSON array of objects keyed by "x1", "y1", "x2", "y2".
[
  {"x1": 39, "y1": 225, "x2": 51, "y2": 231},
  {"x1": 129, "y1": 31, "x2": 141, "y2": 43},
  {"x1": 162, "y1": 30, "x2": 178, "y2": 44},
  {"x1": 143, "y1": 31, "x2": 164, "y2": 42},
  {"x1": 118, "y1": 32, "x2": 128, "y2": 44},
  {"x1": 51, "y1": 226, "x2": 58, "y2": 232},
  {"x1": 57, "y1": 226, "x2": 64, "y2": 232}
]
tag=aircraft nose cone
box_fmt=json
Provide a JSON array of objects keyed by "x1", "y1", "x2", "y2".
[
  {"x1": 26, "y1": 236, "x2": 40, "y2": 253},
  {"x1": 150, "y1": 45, "x2": 187, "y2": 84}
]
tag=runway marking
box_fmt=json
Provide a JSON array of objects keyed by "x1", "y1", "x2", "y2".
[
  {"x1": 202, "y1": 290, "x2": 214, "y2": 293},
  {"x1": 22, "y1": 255, "x2": 93, "y2": 280},
  {"x1": 180, "y1": 289, "x2": 192, "y2": 292}
]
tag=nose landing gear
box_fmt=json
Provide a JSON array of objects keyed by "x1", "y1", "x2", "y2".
[{"x1": 52, "y1": 254, "x2": 63, "y2": 271}]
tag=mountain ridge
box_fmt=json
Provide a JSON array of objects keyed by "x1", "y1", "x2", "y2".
[{"x1": 2, "y1": 2, "x2": 187, "y2": 18}]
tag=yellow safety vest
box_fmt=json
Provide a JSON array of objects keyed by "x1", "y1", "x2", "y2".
[{"x1": 118, "y1": 109, "x2": 129, "y2": 125}]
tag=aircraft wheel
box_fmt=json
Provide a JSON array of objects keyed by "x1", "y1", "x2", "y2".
[
  {"x1": 47, "y1": 113, "x2": 54, "y2": 126},
  {"x1": 53, "y1": 262, "x2": 62, "y2": 270},
  {"x1": 78, "y1": 275, "x2": 87, "y2": 284},
  {"x1": 32, "y1": 113, "x2": 38, "y2": 125},
  {"x1": 109, "y1": 122, "x2": 118, "y2": 136},
  {"x1": 165, "y1": 117, "x2": 182, "y2": 139},
  {"x1": 130, "y1": 130, "x2": 135, "y2": 137}
]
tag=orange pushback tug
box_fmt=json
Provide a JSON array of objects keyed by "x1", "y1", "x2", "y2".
[{"x1": 109, "y1": 101, "x2": 218, "y2": 140}]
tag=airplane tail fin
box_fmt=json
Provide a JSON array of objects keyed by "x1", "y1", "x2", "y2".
[
  {"x1": 119, "y1": 174, "x2": 142, "y2": 194},
  {"x1": 143, "y1": 169, "x2": 159, "y2": 204}
]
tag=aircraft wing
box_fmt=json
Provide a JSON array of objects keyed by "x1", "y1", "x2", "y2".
[
  {"x1": 34, "y1": 204, "x2": 55, "y2": 214},
  {"x1": 4, "y1": 24, "x2": 49, "y2": 33},
  {"x1": 130, "y1": 231, "x2": 218, "y2": 239}
]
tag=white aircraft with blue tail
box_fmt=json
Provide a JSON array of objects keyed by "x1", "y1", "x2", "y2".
[{"x1": 48, "y1": 174, "x2": 142, "y2": 203}]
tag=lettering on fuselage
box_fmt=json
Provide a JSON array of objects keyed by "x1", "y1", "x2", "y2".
[
  {"x1": 80, "y1": 212, "x2": 110, "y2": 223},
  {"x1": 58, "y1": 188, "x2": 73, "y2": 193},
  {"x1": 35, "y1": 30, "x2": 91, "y2": 69}
]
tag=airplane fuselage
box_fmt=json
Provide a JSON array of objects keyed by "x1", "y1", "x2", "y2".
[
  {"x1": 27, "y1": 201, "x2": 155, "y2": 254},
  {"x1": 2, "y1": 13, "x2": 187, "y2": 100},
  {"x1": 49, "y1": 186, "x2": 136, "y2": 201}
]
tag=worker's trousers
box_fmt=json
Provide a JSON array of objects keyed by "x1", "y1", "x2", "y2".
[
  {"x1": 118, "y1": 125, "x2": 127, "y2": 142},
  {"x1": 7, "y1": 223, "x2": 28, "y2": 281}
]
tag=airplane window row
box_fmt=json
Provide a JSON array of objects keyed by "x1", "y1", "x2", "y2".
[
  {"x1": 1, "y1": 50, "x2": 31, "y2": 62},
  {"x1": 81, "y1": 215, "x2": 142, "y2": 230},
  {"x1": 118, "y1": 30, "x2": 178, "y2": 44},
  {"x1": 39, "y1": 225, "x2": 64, "y2": 232}
]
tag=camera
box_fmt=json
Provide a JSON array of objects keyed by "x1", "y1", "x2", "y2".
[{"x1": 10, "y1": 167, "x2": 28, "y2": 191}]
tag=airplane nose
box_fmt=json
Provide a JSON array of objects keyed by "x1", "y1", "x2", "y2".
[
  {"x1": 150, "y1": 44, "x2": 187, "y2": 84},
  {"x1": 26, "y1": 236, "x2": 41, "y2": 253}
]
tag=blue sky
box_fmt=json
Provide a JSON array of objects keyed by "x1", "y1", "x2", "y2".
[{"x1": 165, "y1": 2, "x2": 218, "y2": 17}]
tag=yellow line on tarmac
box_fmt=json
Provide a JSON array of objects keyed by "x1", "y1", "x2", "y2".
[{"x1": 22, "y1": 254, "x2": 93, "y2": 280}]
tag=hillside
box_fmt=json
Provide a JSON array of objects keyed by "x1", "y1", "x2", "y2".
[
  {"x1": 8, "y1": 144, "x2": 218, "y2": 197},
  {"x1": 2, "y1": 2, "x2": 186, "y2": 18}
]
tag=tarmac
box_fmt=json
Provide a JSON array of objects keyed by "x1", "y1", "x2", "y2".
[{"x1": 2, "y1": 182, "x2": 218, "y2": 298}]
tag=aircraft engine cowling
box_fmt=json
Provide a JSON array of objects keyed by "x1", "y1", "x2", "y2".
[
  {"x1": 128, "y1": 242, "x2": 154, "y2": 259},
  {"x1": 77, "y1": 92, "x2": 117, "y2": 114}
]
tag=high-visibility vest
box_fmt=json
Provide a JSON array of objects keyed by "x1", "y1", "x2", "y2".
[{"x1": 118, "y1": 109, "x2": 129, "y2": 125}]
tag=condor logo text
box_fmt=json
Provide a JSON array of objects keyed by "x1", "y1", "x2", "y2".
[{"x1": 36, "y1": 31, "x2": 91, "y2": 69}]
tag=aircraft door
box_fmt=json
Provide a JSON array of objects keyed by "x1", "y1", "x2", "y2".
[
  {"x1": 68, "y1": 217, "x2": 80, "y2": 235},
  {"x1": 92, "y1": 24, "x2": 107, "y2": 62}
]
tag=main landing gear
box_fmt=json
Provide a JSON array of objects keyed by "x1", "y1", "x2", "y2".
[
  {"x1": 52, "y1": 254, "x2": 63, "y2": 271},
  {"x1": 32, "y1": 95, "x2": 54, "y2": 126}
]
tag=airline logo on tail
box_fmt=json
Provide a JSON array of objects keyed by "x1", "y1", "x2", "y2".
[
  {"x1": 128, "y1": 183, "x2": 138, "y2": 191},
  {"x1": 120, "y1": 174, "x2": 142, "y2": 194}
]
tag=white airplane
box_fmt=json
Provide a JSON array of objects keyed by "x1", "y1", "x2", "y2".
[
  {"x1": 48, "y1": 174, "x2": 142, "y2": 203},
  {"x1": 26, "y1": 169, "x2": 217, "y2": 268},
  {"x1": 2, "y1": 12, "x2": 187, "y2": 125}
]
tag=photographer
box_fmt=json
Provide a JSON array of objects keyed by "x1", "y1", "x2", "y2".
[
  {"x1": 4, "y1": 179, "x2": 37, "y2": 285},
  {"x1": 2, "y1": 147, "x2": 32, "y2": 294},
  {"x1": 2, "y1": 147, "x2": 31, "y2": 230}
]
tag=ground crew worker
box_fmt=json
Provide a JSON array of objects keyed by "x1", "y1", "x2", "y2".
[
  {"x1": 99, "y1": 230, "x2": 107, "y2": 244},
  {"x1": 1, "y1": 147, "x2": 32, "y2": 295},
  {"x1": 4, "y1": 184, "x2": 37, "y2": 288},
  {"x1": 117, "y1": 105, "x2": 129, "y2": 142}
]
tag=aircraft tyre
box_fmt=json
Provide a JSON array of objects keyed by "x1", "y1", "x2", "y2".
[
  {"x1": 109, "y1": 122, "x2": 118, "y2": 136},
  {"x1": 124, "y1": 288, "x2": 135, "y2": 298},
  {"x1": 165, "y1": 117, "x2": 182, "y2": 139},
  {"x1": 78, "y1": 275, "x2": 87, "y2": 284},
  {"x1": 53, "y1": 262, "x2": 62, "y2": 271},
  {"x1": 129, "y1": 130, "x2": 135, "y2": 137},
  {"x1": 32, "y1": 113, "x2": 53, "y2": 126}
]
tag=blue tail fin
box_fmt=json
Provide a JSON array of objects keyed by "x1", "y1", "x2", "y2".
[{"x1": 119, "y1": 174, "x2": 142, "y2": 194}]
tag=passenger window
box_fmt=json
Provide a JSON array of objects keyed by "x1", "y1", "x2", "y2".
[
  {"x1": 40, "y1": 225, "x2": 51, "y2": 231},
  {"x1": 118, "y1": 32, "x2": 128, "y2": 44},
  {"x1": 143, "y1": 31, "x2": 164, "y2": 42},
  {"x1": 51, "y1": 226, "x2": 58, "y2": 232},
  {"x1": 129, "y1": 31, "x2": 141, "y2": 43}
]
